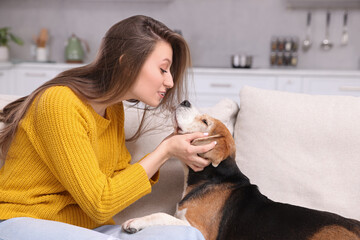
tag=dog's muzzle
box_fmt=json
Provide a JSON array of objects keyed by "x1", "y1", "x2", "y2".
[{"x1": 173, "y1": 100, "x2": 199, "y2": 134}]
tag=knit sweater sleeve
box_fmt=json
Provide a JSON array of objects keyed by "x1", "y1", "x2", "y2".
[
  {"x1": 33, "y1": 88, "x2": 153, "y2": 224},
  {"x1": 113, "y1": 155, "x2": 160, "y2": 185}
]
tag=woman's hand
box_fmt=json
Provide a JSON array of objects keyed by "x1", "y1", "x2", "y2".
[
  {"x1": 139, "y1": 132, "x2": 217, "y2": 179},
  {"x1": 160, "y1": 132, "x2": 217, "y2": 172}
]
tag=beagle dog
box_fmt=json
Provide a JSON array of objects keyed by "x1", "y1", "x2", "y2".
[{"x1": 123, "y1": 100, "x2": 360, "y2": 240}]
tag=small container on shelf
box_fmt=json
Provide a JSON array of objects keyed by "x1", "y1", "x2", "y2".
[
  {"x1": 270, "y1": 35, "x2": 299, "y2": 68},
  {"x1": 270, "y1": 52, "x2": 277, "y2": 66},
  {"x1": 290, "y1": 52, "x2": 298, "y2": 67}
]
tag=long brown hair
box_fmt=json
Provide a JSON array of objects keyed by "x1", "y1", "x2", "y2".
[{"x1": 0, "y1": 15, "x2": 191, "y2": 159}]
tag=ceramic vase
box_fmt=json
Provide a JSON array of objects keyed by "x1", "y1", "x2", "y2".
[{"x1": 0, "y1": 46, "x2": 9, "y2": 62}]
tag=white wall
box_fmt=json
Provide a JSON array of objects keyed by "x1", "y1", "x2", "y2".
[{"x1": 0, "y1": 0, "x2": 359, "y2": 70}]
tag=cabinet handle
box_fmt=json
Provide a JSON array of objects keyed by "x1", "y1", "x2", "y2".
[
  {"x1": 339, "y1": 86, "x2": 360, "y2": 92},
  {"x1": 210, "y1": 83, "x2": 232, "y2": 88},
  {"x1": 25, "y1": 72, "x2": 47, "y2": 78}
]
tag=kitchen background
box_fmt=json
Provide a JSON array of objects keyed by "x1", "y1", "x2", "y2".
[{"x1": 0, "y1": 0, "x2": 359, "y2": 70}]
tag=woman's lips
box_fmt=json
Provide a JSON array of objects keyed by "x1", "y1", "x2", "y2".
[{"x1": 158, "y1": 92, "x2": 165, "y2": 98}]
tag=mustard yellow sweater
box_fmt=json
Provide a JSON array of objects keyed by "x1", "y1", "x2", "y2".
[{"x1": 0, "y1": 86, "x2": 158, "y2": 229}]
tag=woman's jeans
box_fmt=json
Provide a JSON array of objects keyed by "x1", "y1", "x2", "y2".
[{"x1": 0, "y1": 217, "x2": 205, "y2": 240}]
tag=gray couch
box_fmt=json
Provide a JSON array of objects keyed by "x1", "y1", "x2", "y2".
[{"x1": 1, "y1": 86, "x2": 359, "y2": 225}]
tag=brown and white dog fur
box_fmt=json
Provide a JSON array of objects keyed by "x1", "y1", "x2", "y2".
[{"x1": 122, "y1": 100, "x2": 360, "y2": 240}]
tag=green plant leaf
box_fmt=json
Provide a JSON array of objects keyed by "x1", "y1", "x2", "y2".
[
  {"x1": 0, "y1": 27, "x2": 23, "y2": 46},
  {"x1": 0, "y1": 27, "x2": 10, "y2": 35},
  {"x1": 0, "y1": 28, "x2": 9, "y2": 45},
  {"x1": 9, "y1": 33, "x2": 24, "y2": 46}
]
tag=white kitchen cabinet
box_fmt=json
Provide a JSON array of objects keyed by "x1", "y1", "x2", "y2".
[
  {"x1": 277, "y1": 76, "x2": 303, "y2": 93},
  {"x1": 303, "y1": 76, "x2": 360, "y2": 96},
  {"x1": 190, "y1": 68, "x2": 360, "y2": 107},
  {"x1": 0, "y1": 68, "x2": 13, "y2": 95},
  {"x1": 189, "y1": 69, "x2": 276, "y2": 107},
  {"x1": 12, "y1": 68, "x2": 59, "y2": 96},
  {"x1": 9, "y1": 63, "x2": 83, "y2": 96}
]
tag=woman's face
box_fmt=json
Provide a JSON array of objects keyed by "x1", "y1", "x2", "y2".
[{"x1": 128, "y1": 40, "x2": 174, "y2": 107}]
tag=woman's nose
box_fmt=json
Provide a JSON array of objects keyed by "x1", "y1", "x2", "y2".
[{"x1": 164, "y1": 74, "x2": 174, "y2": 89}]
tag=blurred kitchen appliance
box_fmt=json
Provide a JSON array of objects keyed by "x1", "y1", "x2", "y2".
[
  {"x1": 231, "y1": 54, "x2": 252, "y2": 68},
  {"x1": 65, "y1": 34, "x2": 90, "y2": 63}
]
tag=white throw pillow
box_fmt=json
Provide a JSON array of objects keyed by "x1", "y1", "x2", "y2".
[{"x1": 234, "y1": 86, "x2": 360, "y2": 220}]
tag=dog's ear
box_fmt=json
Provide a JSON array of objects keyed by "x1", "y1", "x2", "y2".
[
  {"x1": 191, "y1": 134, "x2": 222, "y2": 145},
  {"x1": 191, "y1": 134, "x2": 230, "y2": 167}
]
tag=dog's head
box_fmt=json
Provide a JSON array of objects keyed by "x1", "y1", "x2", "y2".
[{"x1": 174, "y1": 100, "x2": 235, "y2": 167}]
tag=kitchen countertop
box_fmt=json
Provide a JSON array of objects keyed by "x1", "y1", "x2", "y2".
[
  {"x1": 1, "y1": 62, "x2": 360, "y2": 77},
  {"x1": 0, "y1": 62, "x2": 13, "y2": 69},
  {"x1": 192, "y1": 67, "x2": 360, "y2": 77},
  {"x1": 0, "y1": 61, "x2": 84, "y2": 70}
]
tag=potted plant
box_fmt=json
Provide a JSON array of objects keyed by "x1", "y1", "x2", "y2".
[{"x1": 0, "y1": 27, "x2": 24, "y2": 62}]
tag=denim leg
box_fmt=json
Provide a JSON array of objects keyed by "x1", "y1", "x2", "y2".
[
  {"x1": 94, "y1": 224, "x2": 206, "y2": 240},
  {"x1": 0, "y1": 217, "x2": 120, "y2": 240}
]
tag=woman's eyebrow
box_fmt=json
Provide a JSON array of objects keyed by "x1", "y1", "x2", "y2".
[{"x1": 163, "y1": 58, "x2": 172, "y2": 64}]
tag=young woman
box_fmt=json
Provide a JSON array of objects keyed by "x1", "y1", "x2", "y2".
[{"x1": 0, "y1": 15, "x2": 215, "y2": 240}]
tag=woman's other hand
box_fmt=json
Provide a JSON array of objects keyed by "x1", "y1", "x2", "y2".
[
  {"x1": 160, "y1": 132, "x2": 217, "y2": 172},
  {"x1": 139, "y1": 132, "x2": 216, "y2": 179}
]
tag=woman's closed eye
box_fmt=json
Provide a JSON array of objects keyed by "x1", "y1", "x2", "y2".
[{"x1": 160, "y1": 68, "x2": 168, "y2": 74}]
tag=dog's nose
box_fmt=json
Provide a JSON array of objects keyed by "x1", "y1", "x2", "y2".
[{"x1": 180, "y1": 100, "x2": 191, "y2": 108}]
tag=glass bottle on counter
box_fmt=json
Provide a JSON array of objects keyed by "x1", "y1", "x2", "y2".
[
  {"x1": 278, "y1": 38, "x2": 285, "y2": 52},
  {"x1": 276, "y1": 52, "x2": 284, "y2": 66},
  {"x1": 271, "y1": 37, "x2": 278, "y2": 52},
  {"x1": 270, "y1": 52, "x2": 277, "y2": 66},
  {"x1": 291, "y1": 52, "x2": 298, "y2": 67},
  {"x1": 285, "y1": 37, "x2": 293, "y2": 52},
  {"x1": 283, "y1": 52, "x2": 291, "y2": 65}
]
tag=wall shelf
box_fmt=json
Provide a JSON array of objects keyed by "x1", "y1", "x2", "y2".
[
  {"x1": 77, "y1": 0, "x2": 173, "y2": 2},
  {"x1": 286, "y1": 0, "x2": 360, "y2": 9}
]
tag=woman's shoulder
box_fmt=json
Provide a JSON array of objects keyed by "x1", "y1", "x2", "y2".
[
  {"x1": 38, "y1": 86, "x2": 84, "y2": 108},
  {"x1": 35, "y1": 86, "x2": 89, "y2": 117},
  {"x1": 41, "y1": 86, "x2": 81, "y2": 102}
]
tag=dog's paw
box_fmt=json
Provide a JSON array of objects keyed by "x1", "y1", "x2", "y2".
[{"x1": 122, "y1": 218, "x2": 147, "y2": 234}]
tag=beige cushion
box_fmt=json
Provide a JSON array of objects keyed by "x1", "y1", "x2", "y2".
[
  {"x1": 234, "y1": 86, "x2": 360, "y2": 220},
  {"x1": 115, "y1": 99, "x2": 239, "y2": 224}
]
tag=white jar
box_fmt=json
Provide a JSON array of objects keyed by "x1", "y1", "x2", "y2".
[
  {"x1": 36, "y1": 47, "x2": 48, "y2": 62},
  {"x1": 0, "y1": 46, "x2": 9, "y2": 62}
]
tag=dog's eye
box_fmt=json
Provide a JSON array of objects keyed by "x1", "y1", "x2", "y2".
[{"x1": 202, "y1": 119, "x2": 208, "y2": 126}]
